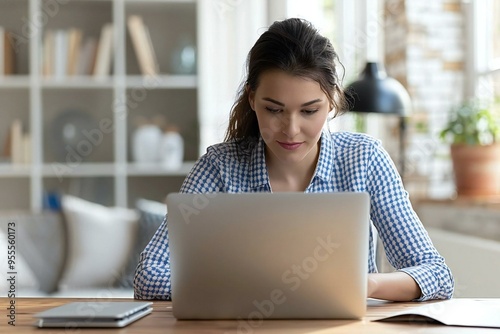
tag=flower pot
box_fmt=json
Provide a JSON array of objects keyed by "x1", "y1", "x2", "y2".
[{"x1": 450, "y1": 143, "x2": 500, "y2": 197}]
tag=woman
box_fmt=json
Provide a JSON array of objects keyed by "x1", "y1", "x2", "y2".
[{"x1": 134, "y1": 18, "x2": 454, "y2": 302}]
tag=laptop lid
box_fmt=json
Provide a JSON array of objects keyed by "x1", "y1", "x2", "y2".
[
  {"x1": 34, "y1": 302, "x2": 153, "y2": 328},
  {"x1": 167, "y1": 192, "x2": 370, "y2": 320}
]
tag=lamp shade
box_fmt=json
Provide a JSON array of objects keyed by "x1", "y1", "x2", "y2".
[{"x1": 345, "y1": 62, "x2": 411, "y2": 116}]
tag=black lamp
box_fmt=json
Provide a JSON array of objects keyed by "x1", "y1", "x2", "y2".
[{"x1": 345, "y1": 62, "x2": 412, "y2": 178}]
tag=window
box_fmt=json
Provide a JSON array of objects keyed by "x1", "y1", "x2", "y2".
[{"x1": 469, "y1": 0, "x2": 500, "y2": 111}]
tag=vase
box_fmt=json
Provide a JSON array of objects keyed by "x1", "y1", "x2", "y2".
[
  {"x1": 158, "y1": 130, "x2": 184, "y2": 169},
  {"x1": 132, "y1": 125, "x2": 162, "y2": 163}
]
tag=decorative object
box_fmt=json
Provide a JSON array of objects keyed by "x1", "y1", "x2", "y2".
[
  {"x1": 50, "y1": 109, "x2": 96, "y2": 161},
  {"x1": 131, "y1": 118, "x2": 162, "y2": 163},
  {"x1": 345, "y1": 62, "x2": 412, "y2": 178},
  {"x1": 439, "y1": 100, "x2": 500, "y2": 197},
  {"x1": 170, "y1": 34, "x2": 196, "y2": 75},
  {"x1": 158, "y1": 125, "x2": 184, "y2": 170}
]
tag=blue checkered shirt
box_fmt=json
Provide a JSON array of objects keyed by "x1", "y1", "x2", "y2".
[{"x1": 134, "y1": 131, "x2": 454, "y2": 301}]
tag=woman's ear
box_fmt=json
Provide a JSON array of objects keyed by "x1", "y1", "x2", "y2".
[{"x1": 247, "y1": 85, "x2": 256, "y2": 111}]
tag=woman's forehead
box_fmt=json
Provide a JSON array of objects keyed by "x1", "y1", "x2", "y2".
[{"x1": 254, "y1": 70, "x2": 325, "y2": 101}]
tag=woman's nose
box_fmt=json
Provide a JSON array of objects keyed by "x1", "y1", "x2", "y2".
[{"x1": 281, "y1": 114, "x2": 300, "y2": 138}]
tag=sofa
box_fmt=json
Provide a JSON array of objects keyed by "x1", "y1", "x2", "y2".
[{"x1": 0, "y1": 196, "x2": 166, "y2": 298}]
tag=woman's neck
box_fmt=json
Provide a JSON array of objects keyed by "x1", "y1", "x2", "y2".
[{"x1": 266, "y1": 143, "x2": 320, "y2": 192}]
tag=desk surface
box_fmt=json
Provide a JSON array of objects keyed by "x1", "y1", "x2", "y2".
[{"x1": 1, "y1": 298, "x2": 499, "y2": 333}]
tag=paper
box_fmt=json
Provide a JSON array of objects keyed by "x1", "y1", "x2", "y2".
[{"x1": 375, "y1": 299, "x2": 500, "y2": 328}]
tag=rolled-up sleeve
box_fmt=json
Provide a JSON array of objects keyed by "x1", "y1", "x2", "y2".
[{"x1": 366, "y1": 141, "x2": 454, "y2": 301}]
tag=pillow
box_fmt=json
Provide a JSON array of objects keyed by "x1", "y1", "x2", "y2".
[
  {"x1": 0, "y1": 211, "x2": 66, "y2": 294},
  {"x1": 0, "y1": 225, "x2": 39, "y2": 296},
  {"x1": 58, "y1": 195, "x2": 139, "y2": 290},
  {"x1": 114, "y1": 198, "x2": 166, "y2": 288}
]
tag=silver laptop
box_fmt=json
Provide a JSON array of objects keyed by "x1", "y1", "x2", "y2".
[
  {"x1": 167, "y1": 192, "x2": 369, "y2": 320},
  {"x1": 34, "y1": 302, "x2": 153, "y2": 328}
]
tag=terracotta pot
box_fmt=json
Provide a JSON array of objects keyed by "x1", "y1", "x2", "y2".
[{"x1": 450, "y1": 143, "x2": 500, "y2": 197}]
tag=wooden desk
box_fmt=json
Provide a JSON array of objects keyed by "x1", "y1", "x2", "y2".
[{"x1": 1, "y1": 298, "x2": 498, "y2": 333}]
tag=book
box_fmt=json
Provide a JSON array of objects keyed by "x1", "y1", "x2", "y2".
[
  {"x1": 0, "y1": 26, "x2": 16, "y2": 76},
  {"x1": 0, "y1": 26, "x2": 3, "y2": 75},
  {"x1": 93, "y1": 23, "x2": 113, "y2": 77},
  {"x1": 66, "y1": 28, "x2": 83, "y2": 76},
  {"x1": 374, "y1": 298, "x2": 500, "y2": 329},
  {"x1": 77, "y1": 37, "x2": 98, "y2": 75},
  {"x1": 53, "y1": 30, "x2": 68, "y2": 78},
  {"x1": 42, "y1": 30, "x2": 55, "y2": 76},
  {"x1": 2, "y1": 123, "x2": 12, "y2": 159},
  {"x1": 10, "y1": 119, "x2": 23, "y2": 164},
  {"x1": 127, "y1": 15, "x2": 159, "y2": 76}
]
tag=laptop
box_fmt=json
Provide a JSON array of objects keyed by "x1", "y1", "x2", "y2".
[
  {"x1": 166, "y1": 192, "x2": 370, "y2": 320},
  {"x1": 34, "y1": 301, "x2": 153, "y2": 328}
]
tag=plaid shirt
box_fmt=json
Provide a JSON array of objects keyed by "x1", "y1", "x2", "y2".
[{"x1": 134, "y1": 131, "x2": 454, "y2": 301}]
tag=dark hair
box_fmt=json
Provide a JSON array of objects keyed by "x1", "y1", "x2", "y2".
[{"x1": 224, "y1": 18, "x2": 346, "y2": 142}]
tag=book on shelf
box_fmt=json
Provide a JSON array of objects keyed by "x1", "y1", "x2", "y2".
[
  {"x1": 53, "y1": 29, "x2": 68, "y2": 78},
  {"x1": 0, "y1": 26, "x2": 16, "y2": 76},
  {"x1": 127, "y1": 15, "x2": 159, "y2": 76},
  {"x1": 2, "y1": 124, "x2": 11, "y2": 158},
  {"x1": 77, "y1": 37, "x2": 98, "y2": 76},
  {"x1": 42, "y1": 30, "x2": 54, "y2": 77},
  {"x1": 66, "y1": 28, "x2": 83, "y2": 76},
  {"x1": 93, "y1": 23, "x2": 114, "y2": 77},
  {"x1": 9, "y1": 119, "x2": 32, "y2": 165},
  {"x1": 42, "y1": 25, "x2": 111, "y2": 77}
]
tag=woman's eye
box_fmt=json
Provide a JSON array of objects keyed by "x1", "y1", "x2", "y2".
[
  {"x1": 265, "y1": 107, "x2": 281, "y2": 113},
  {"x1": 302, "y1": 109, "x2": 318, "y2": 115}
]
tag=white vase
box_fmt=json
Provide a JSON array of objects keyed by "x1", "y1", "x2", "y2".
[
  {"x1": 132, "y1": 125, "x2": 162, "y2": 163},
  {"x1": 158, "y1": 131, "x2": 184, "y2": 169}
]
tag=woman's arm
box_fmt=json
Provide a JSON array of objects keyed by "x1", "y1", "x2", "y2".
[
  {"x1": 134, "y1": 215, "x2": 172, "y2": 299},
  {"x1": 366, "y1": 141, "x2": 454, "y2": 301},
  {"x1": 368, "y1": 272, "x2": 421, "y2": 301}
]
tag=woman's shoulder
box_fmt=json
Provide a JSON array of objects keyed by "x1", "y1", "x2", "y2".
[
  {"x1": 204, "y1": 139, "x2": 254, "y2": 163},
  {"x1": 329, "y1": 131, "x2": 381, "y2": 150}
]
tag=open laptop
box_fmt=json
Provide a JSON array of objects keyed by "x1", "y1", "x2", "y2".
[
  {"x1": 34, "y1": 302, "x2": 153, "y2": 328},
  {"x1": 166, "y1": 192, "x2": 370, "y2": 320}
]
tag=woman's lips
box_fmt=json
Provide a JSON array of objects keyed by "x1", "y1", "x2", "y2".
[{"x1": 277, "y1": 141, "x2": 303, "y2": 150}]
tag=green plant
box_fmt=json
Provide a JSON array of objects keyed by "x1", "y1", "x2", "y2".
[{"x1": 439, "y1": 100, "x2": 500, "y2": 145}]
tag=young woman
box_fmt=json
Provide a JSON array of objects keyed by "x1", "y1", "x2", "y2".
[{"x1": 134, "y1": 18, "x2": 454, "y2": 302}]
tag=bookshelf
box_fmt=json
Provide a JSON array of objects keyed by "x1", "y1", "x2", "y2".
[{"x1": 0, "y1": 0, "x2": 200, "y2": 211}]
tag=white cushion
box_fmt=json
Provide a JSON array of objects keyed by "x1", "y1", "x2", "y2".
[{"x1": 59, "y1": 195, "x2": 139, "y2": 289}]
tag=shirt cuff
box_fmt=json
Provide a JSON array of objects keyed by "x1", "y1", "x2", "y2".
[{"x1": 398, "y1": 265, "x2": 449, "y2": 301}]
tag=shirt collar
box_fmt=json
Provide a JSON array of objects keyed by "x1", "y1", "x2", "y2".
[
  {"x1": 248, "y1": 131, "x2": 334, "y2": 191},
  {"x1": 313, "y1": 131, "x2": 335, "y2": 182},
  {"x1": 249, "y1": 137, "x2": 270, "y2": 191}
]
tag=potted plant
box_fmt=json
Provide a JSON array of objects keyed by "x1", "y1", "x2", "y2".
[{"x1": 439, "y1": 100, "x2": 500, "y2": 198}]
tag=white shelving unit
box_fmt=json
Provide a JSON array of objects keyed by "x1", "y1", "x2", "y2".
[{"x1": 0, "y1": 0, "x2": 200, "y2": 211}]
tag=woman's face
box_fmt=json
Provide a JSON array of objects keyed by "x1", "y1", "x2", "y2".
[{"x1": 248, "y1": 70, "x2": 331, "y2": 167}]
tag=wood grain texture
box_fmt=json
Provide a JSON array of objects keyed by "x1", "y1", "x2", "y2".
[{"x1": 1, "y1": 298, "x2": 498, "y2": 333}]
